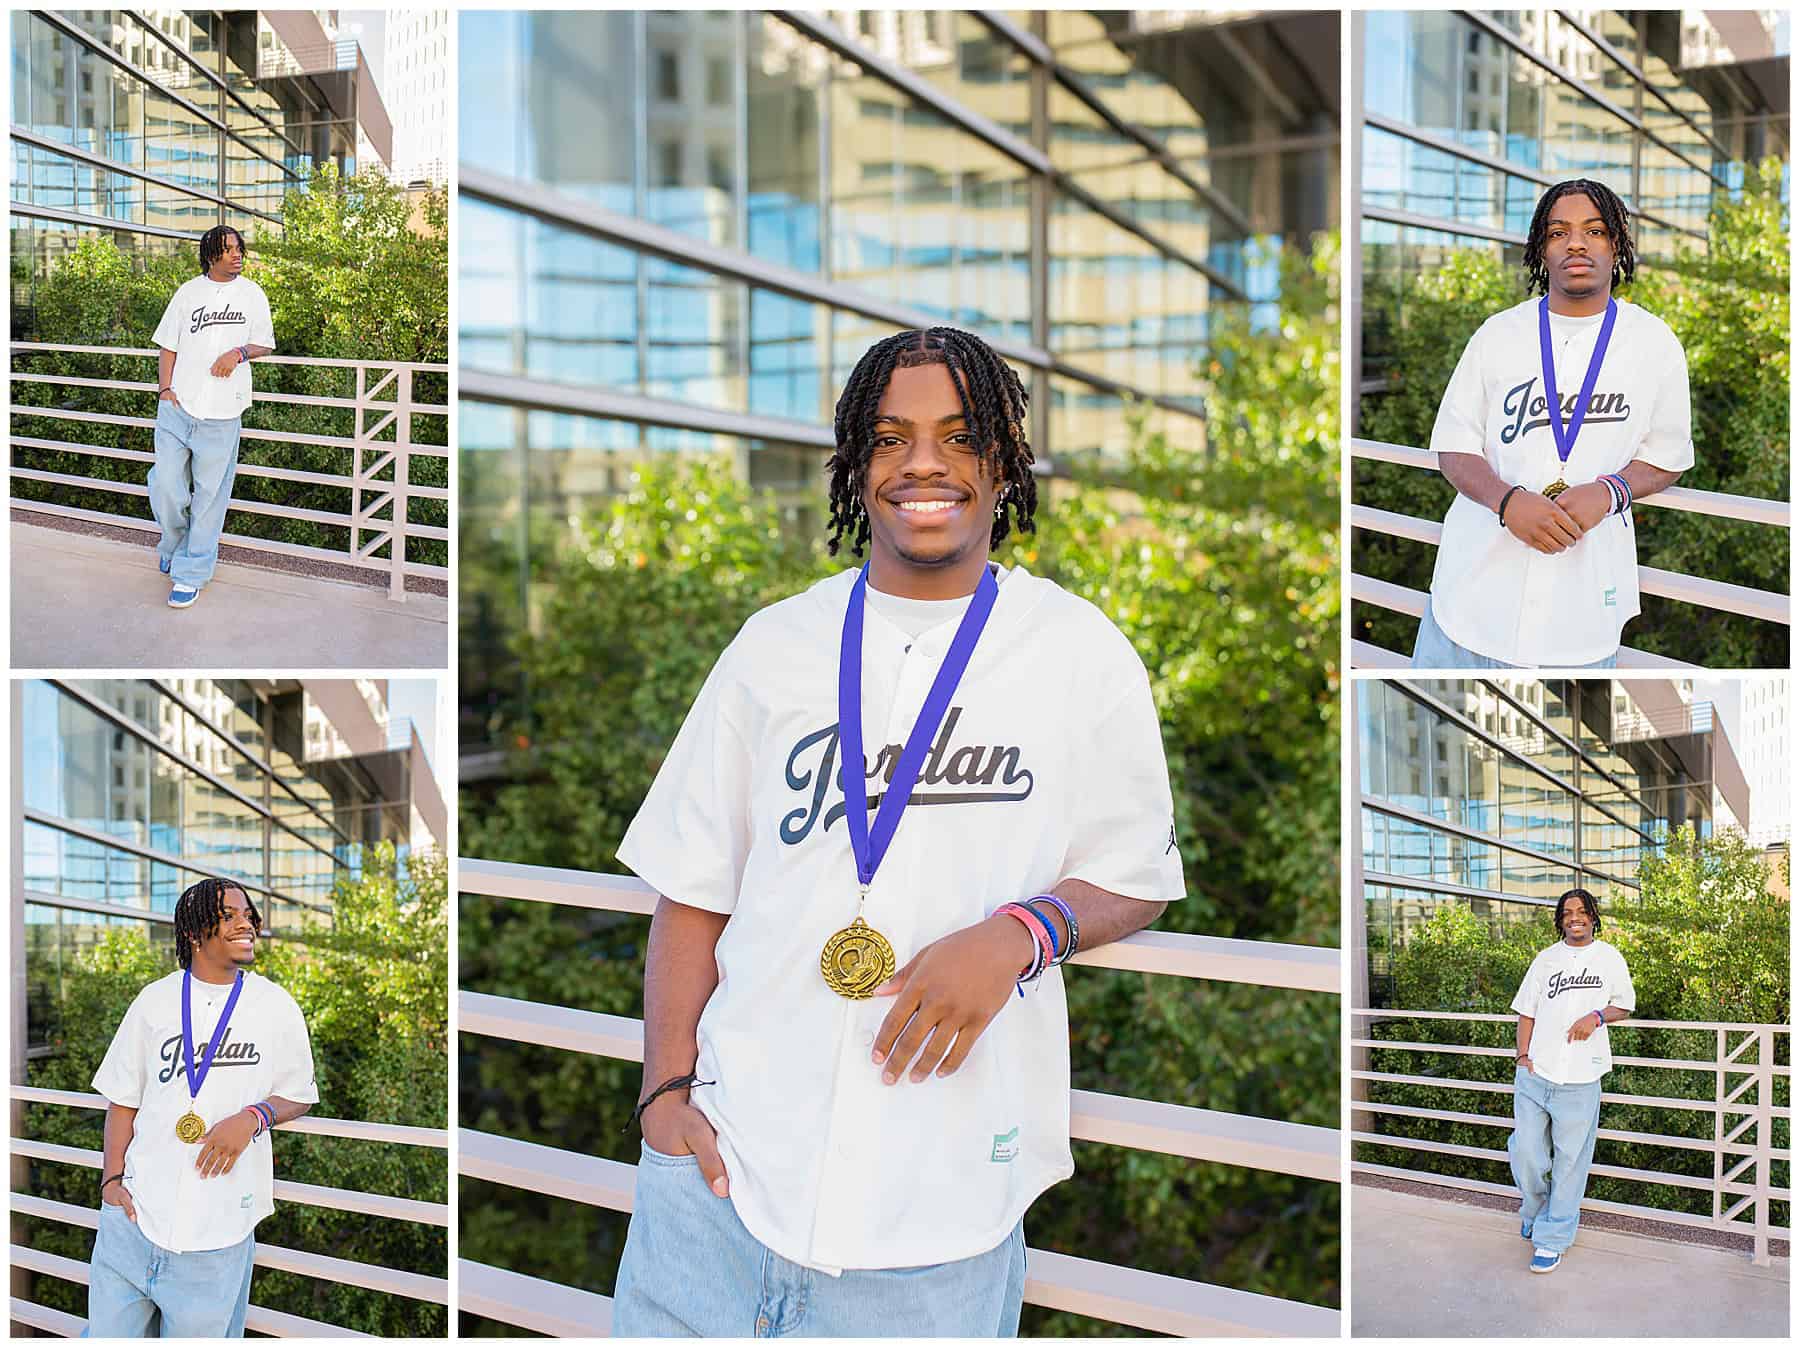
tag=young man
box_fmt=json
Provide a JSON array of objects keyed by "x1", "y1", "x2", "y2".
[
  {"x1": 1413, "y1": 178, "x2": 1693, "y2": 667},
  {"x1": 612, "y1": 327, "x2": 1185, "y2": 1336},
  {"x1": 1509, "y1": 888, "x2": 1635, "y2": 1274},
  {"x1": 88, "y1": 878, "x2": 317, "y2": 1337},
  {"x1": 150, "y1": 224, "x2": 276, "y2": 610}
]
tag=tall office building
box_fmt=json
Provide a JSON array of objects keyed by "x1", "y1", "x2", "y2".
[
  {"x1": 458, "y1": 8, "x2": 1340, "y2": 750},
  {"x1": 1351, "y1": 676, "x2": 1757, "y2": 1005},
  {"x1": 13, "y1": 678, "x2": 447, "y2": 1051},
  {"x1": 381, "y1": 8, "x2": 449, "y2": 186},
  {"x1": 1350, "y1": 8, "x2": 1789, "y2": 397},
  {"x1": 9, "y1": 8, "x2": 395, "y2": 323}
]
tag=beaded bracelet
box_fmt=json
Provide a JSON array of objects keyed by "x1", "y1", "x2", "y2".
[{"x1": 1027, "y1": 894, "x2": 1080, "y2": 965}]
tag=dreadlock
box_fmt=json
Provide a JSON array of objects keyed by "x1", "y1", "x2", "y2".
[
  {"x1": 1523, "y1": 179, "x2": 1635, "y2": 296},
  {"x1": 1553, "y1": 887, "x2": 1602, "y2": 940},
  {"x1": 826, "y1": 327, "x2": 1037, "y2": 557},
  {"x1": 198, "y1": 225, "x2": 246, "y2": 276},
  {"x1": 174, "y1": 877, "x2": 261, "y2": 969}
]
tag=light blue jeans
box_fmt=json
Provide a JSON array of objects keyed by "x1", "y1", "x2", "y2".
[
  {"x1": 148, "y1": 399, "x2": 243, "y2": 590},
  {"x1": 1508, "y1": 1067, "x2": 1604, "y2": 1254},
  {"x1": 1411, "y1": 598, "x2": 1618, "y2": 669},
  {"x1": 84, "y1": 1200, "x2": 255, "y2": 1337},
  {"x1": 614, "y1": 1142, "x2": 1027, "y2": 1337}
]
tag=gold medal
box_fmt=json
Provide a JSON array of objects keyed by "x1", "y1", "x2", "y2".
[
  {"x1": 175, "y1": 1110, "x2": 206, "y2": 1144},
  {"x1": 820, "y1": 916, "x2": 896, "y2": 999},
  {"x1": 1542, "y1": 478, "x2": 1569, "y2": 499}
]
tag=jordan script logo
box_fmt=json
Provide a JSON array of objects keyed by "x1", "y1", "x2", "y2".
[
  {"x1": 157, "y1": 1029, "x2": 263, "y2": 1083},
  {"x1": 188, "y1": 303, "x2": 247, "y2": 335},
  {"x1": 1545, "y1": 970, "x2": 1604, "y2": 1000},
  {"x1": 781, "y1": 706, "x2": 1035, "y2": 845},
  {"x1": 1499, "y1": 378, "x2": 1632, "y2": 446}
]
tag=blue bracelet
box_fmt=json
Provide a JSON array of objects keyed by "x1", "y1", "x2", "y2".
[
  {"x1": 1029, "y1": 893, "x2": 1080, "y2": 964},
  {"x1": 1017, "y1": 901, "x2": 1060, "y2": 966}
]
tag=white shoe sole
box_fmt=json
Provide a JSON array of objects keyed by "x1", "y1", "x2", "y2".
[{"x1": 168, "y1": 594, "x2": 199, "y2": 609}]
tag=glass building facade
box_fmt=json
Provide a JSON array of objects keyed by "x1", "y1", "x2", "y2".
[
  {"x1": 1352, "y1": 8, "x2": 1790, "y2": 395},
  {"x1": 458, "y1": 9, "x2": 1339, "y2": 749},
  {"x1": 10, "y1": 8, "x2": 383, "y2": 325},
  {"x1": 1353, "y1": 677, "x2": 1744, "y2": 1004},
  {"x1": 17, "y1": 678, "x2": 429, "y2": 1050}
]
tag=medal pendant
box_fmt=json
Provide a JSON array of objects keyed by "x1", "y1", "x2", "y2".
[
  {"x1": 1542, "y1": 478, "x2": 1569, "y2": 500},
  {"x1": 175, "y1": 1111, "x2": 206, "y2": 1144},
  {"x1": 820, "y1": 916, "x2": 896, "y2": 999}
]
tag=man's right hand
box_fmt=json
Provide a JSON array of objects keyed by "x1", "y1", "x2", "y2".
[
  {"x1": 158, "y1": 388, "x2": 181, "y2": 408},
  {"x1": 1517, "y1": 1055, "x2": 1535, "y2": 1075},
  {"x1": 1503, "y1": 492, "x2": 1584, "y2": 554},
  {"x1": 639, "y1": 1096, "x2": 730, "y2": 1198},
  {"x1": 101, "y1": 1179, "x2": 138, "y2": 1222}
]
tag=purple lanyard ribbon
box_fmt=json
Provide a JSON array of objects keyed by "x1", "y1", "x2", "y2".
[
  {"x1": 1537, "y1": 296, "x2": 1618, "y2": 468},
  {"x1": 181, "y1": 969, "x2": 245, "y2": 1100},
  {"x1": 838, "y1": 564, "x2": 1000, "y2": 889}
]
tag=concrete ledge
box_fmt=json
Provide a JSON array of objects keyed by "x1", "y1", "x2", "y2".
[{"x1": 12, "y1": 516, "x2": 447, "y2": 669}]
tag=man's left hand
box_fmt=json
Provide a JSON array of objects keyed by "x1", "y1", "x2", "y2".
[
  {"x1": 871, "y1": 916, "x2": 1036, "y2": 1084},
  {"x1": 1566, "y1": 1010, "x2": 1605, "y2": 1043},
  {"x1": 1557, "y1": 483, "x2": 1613, "y2": 532},
  {"x1": 209, "y1": 349, "x2": 243, "y2": 378},
  {"x1": 195, "y1": 1110, "x2": 259, "y2": 1177}
]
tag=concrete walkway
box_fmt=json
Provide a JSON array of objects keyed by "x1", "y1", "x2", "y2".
[
  {"x1": 1352, "y1": 1183, "x2": 1788, "y2": 1338},
  {"x1": 12, "y1": 521, "x2": 448, "y2": 669}
]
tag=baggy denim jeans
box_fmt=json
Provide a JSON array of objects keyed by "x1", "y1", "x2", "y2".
[
  {"x1": 1411, "y1": 598, "x2": 1619, "y2": 669},
  {"x1": 1508, "y1": 1066, "x2": 1603, "y2": 1254},
  {"x1": 84, "y1": 1200, "x2": 255, "y2": 1338},
  {"x1": 613, "y1": 1141, "x2": 1027, "y2": 1337},
  {"x1": 148, "y1": 399, "x2": 243, "y2": 590}
]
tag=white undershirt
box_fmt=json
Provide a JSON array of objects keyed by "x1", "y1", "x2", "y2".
[{"x1": 865, "y1": 564, "x2": 1004, "y2": 639}]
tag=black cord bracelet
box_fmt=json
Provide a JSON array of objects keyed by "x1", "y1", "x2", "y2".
[
  {"x1": 1497, "y1": 484, "x2": 1524, "y2": 526},
  {"x1": 624, "y1": 1072, "x2": 715, "y2": 1135},
  {"x1": 101, "y1": 1172, "x2": 126, "y2": 1191}
]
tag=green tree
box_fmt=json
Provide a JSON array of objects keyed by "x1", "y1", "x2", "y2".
[
  {"x1": 460, "y1": 237, "x2": 1343, "y2": 1332},
  {"x1": 18, "y1": 846, "x2": 448, "y2": 1336},
  {"x1": 1354, "y1": 164, "x2": 1790, "y2": 666},
  {"x1": 11, "y1": 166, "x2": 448, "y2": 571}
]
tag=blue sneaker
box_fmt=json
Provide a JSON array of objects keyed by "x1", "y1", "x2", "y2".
[
  {"x1": 1521, "y1": 1223, "x2": 1533, "y2": 1241},
  {"x1": 1529, "y1": 1248, "x2": 1562, "y2": 1274},
  {"x1": 168, "y1": 586, "x2": 200, "y2": 609},
  {"x1": 157, "y1": 555, "x2": 171, "y2": 575}
]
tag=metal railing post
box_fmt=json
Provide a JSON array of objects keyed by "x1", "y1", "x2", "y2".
[
  {"x1": 1714, "y1": 1027, "x2": 1725, "y2": 1232},
  {"x1": 1753, "y1": 1027, "x2": 1771, "y2": 1267},
  {"x1": 352, "y1": 363, "x2": 367, "y2": 561},
  {"x1": 392, "y1": 367, "x2": 413, "y2": 603}
]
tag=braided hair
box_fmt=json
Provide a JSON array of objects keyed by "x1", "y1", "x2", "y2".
[
  {"x1": 826, "y1": 327, "x2": 1036, "y2": 557},
  {"x1": 198, "y1": 225, "x2": 246, "y2": 275},
  {"x1": 1553, "y1": 887, "x2": 1602, "y2": 940},
  {"x1": 173, "y1": 877, "x2": 261, "y2": 969},
  {"x1": 1523, "y1": 179, "x2": 1636, "y2": 296}
]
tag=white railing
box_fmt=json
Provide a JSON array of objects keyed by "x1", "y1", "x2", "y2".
[
  {"x1": 1350, "y1": 438, "x2": 1791, "y2": 668},
  {"x1": 10, "y1": 343, "x2": 449, "y2": 601},
  {"x1": 458, "y1": 858, "x2": 1342, "y2": 1338},
  {"x1": 9, "y1": 1086, "x2": 449, "y2": 1337},
  {"x1": 1349, "y1": 1008, "x2": 1790, "y2": 1265}
]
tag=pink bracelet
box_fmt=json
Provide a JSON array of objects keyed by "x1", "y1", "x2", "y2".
[{"x1": 994, "y1": 903, "x2": 1052, "y2": 979}]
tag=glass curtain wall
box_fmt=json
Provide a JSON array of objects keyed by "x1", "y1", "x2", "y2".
[
  {"x1": 1356, "y1": 8, "x2": 1787, "y2": 389},
  {"x1": 460, "y1": 9, "x2": 1337, "y2": 747},
  {"x1": 10, "y1": 9, "x2": 310, "y2": 317},
  {"x1": 1357, "y1": 677, "x2": 1720, "y2": 995},
  {"x1": 19, "y1": 678, "x2": 403, "y2": 1047}
]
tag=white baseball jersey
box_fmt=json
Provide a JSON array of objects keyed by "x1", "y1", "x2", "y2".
[
  {"x1": 1511, "y1": 939, "x2": 1636, "y2": 1085},
  {"x1": 1426, "y1": 297, "x2": 1694, "y2": 665},
  {"x1": 93, "y1": 969, "x2": 318, "y2": 1252},
  {"x1": 153, "y1": 274, "x2": 276, "y2": 421},
  {"x1": 618, "y1": 564, "x2": 1186, "y2": 1272}
]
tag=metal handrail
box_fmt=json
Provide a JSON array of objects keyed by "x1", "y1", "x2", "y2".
[
  {"x1": 1349, "y1": 1008, "x2": 1789, "y2": 1265},
  {"x1": 9, "y1": 1090, "x2": 448, "y2": 1335},
  {"x1": 10, "y1": 343, "x2": 449, "y2": 601},
  {"x1": 458, "y1": 858, "x2": 1343, "y2": 1337}
]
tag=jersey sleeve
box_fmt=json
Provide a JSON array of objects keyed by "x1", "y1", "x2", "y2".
[
  {"x1": 1058, "y1": 634, "x2": 1185, "y2": 903},
  {"x1": 152, "y1": 289, "x2": 185, "y2": 354},
  {"x1": 1510, "y1": 955, "x2": 1542, "y2": 1018},
  {"x1": 616, "y1": 647, "x2": 753, "y2": 915},
  {"x1": 1607, "y1": 949, "x2": 1637, "y2": 1013},
  {"x1": 1427, "y1": 324, "x2": 1491, "y2": 461},
  {"x1": 92, "y1": 991, "x2": 151, "y2": 1108},
  {"x1": 269, "y1": 989, "x2": 320, "y2": 1105},
  {"x1": 250, "y1": 287, "x2": 276, "y2": 350},
  {"x1": 1634, "y1": 330, "x2": 1694, "y2": 472}
]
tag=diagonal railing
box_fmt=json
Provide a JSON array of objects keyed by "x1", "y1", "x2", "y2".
[
  {"x1": 1350, "y1": 438, "x2": 1791, "y2": 669},
  {"x1": 458, "y1": 858, "x2": 1343, "y2": 1338},
  {"x1": 10, "y1": 343, "x2": 449, "y2": 601},
  {"x1": 8, "y1": 1086, "x2": 448, "y2": 1337},
  {"x1": 1349, "y1": 1008, "x2": 1790, "y2": 1265}
]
